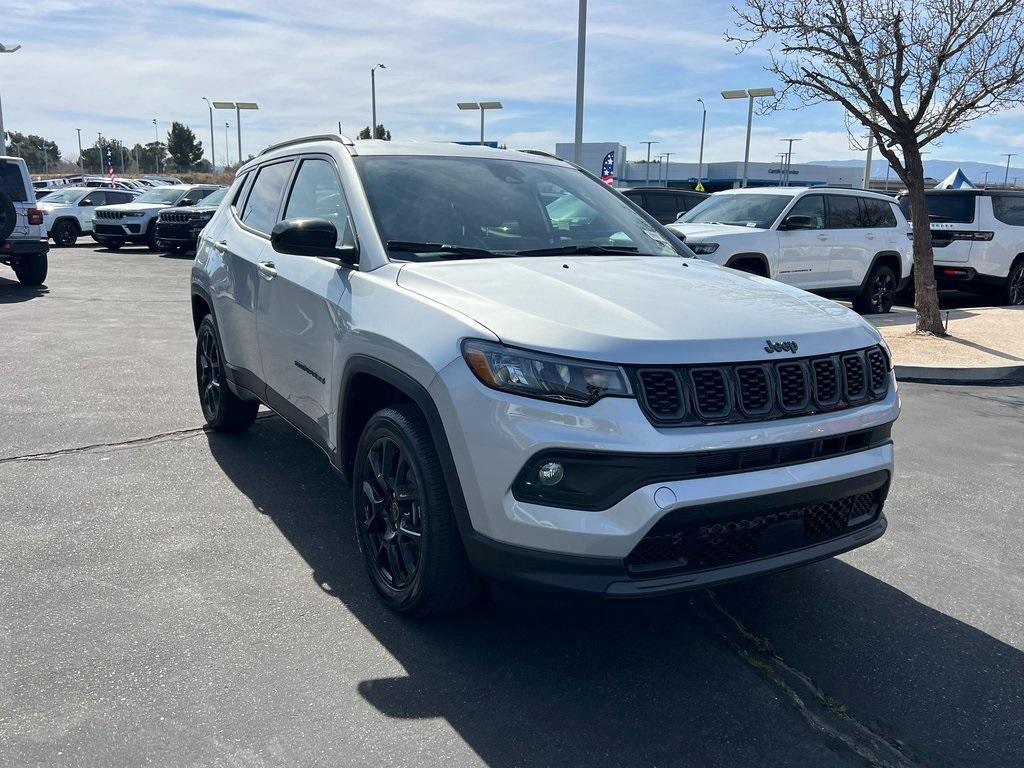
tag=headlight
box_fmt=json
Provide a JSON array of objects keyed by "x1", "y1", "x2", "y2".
[
  {"x1": 688, "y1": 242, "x2": 719, "y2": 255},
  {"x1": 462, "y1": 339, "x2": 632, "y2": 405}
]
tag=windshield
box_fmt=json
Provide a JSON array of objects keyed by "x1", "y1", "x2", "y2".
[
  {"x1": 354, "y1": 155, "x2": 686, "y2": 259},
  {"x1": 680, "y1": 193, "x2": 791, "y2": 229},
  {"x1": 37, "y1": 188, "x2": 88, "y2": 204},
  {"x1": 199, "y1": 187, "x2": 227, "y2": 207},
  {"x1": 135, "y1": 188, "x2": 186, "y2": 205}
]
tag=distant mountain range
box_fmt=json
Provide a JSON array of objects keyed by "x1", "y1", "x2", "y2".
[{"x1": 811, "y1": 158, "x2": 1024, "y2": 183}]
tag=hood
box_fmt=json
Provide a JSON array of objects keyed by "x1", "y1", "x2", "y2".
[
  {"x1": 98, "y1": 202, "x2": 171, "y2": 212},
  {"x1": 397, "y1": 256, "x2": 881, "y2": 364},
  {"x1": 668, "y1": 222, "x2": 765, "y2": 240}
]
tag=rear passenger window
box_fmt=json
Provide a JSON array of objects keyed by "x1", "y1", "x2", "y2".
[
  {"x1": 786, "y1": 195, "x2": 825, "y2": 229},
  {"x1": 860, "y1": 198, "x2": 897, "y2": 227},
  {"x1": 109, "y1": 192, "x2": 133, "y2": 204},
  {"x1": 826, "y1": 196, "x2": 861, "y2": 229},
  {"x1": 0, "y1": 163, "x2": 28, "y2": 202},
  {"x1": 283, "y1": 158, "x2": 354, "y2": 246},
  {"x1": 992, "y1": 195, "x2": 1024, "y2": 226},
  {"x1": 241, "y1": 162, "x2": 294, "y2": 234},
  {"x1": 644, "y1": 193, "x2": 683, "y2": 223},
  {"x1": 82, "y1": 191, "x2": 107, "y2": 206}
]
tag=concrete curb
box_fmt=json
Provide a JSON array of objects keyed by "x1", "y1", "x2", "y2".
[{"x1": 895, "y1": 363, "x2": 1024, "y2": 385}]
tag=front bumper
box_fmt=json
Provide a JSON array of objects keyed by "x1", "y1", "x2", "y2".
[
  {"x1": 430, "y1": 356, "x2": 898, "y2": 593},
  {"x1": 94, "y1": 221, "x2": 147, "y2": 237}
]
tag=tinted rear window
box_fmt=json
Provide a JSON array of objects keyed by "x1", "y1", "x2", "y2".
[
  {"x1": 0, "y1": 162, "x2": 28, "y2": 202},
  {"x1": 899, "y1": 193, "x2": 976, "y2": 223},
  {"x1": 991, "y1": 195, "x2": 1024, "y2": 226}
]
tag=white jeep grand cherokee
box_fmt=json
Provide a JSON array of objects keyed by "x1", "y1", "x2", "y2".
[
  {"x1": 191, "y1": 136, "x2": 899, "y2": 616},
  {"x1": 669, "y1": 187, "x2": 912, "y2": 314}
]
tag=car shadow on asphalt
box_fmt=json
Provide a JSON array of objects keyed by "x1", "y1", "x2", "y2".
[
  {"x1": 205, "y1": 417, "x2": 1024, "y2": 768},
  {"x1": 0, "y1": 275, "x2": 49, "y2": 303}
]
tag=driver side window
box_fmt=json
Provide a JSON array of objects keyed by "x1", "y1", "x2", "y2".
[
  {"x1": 786, "y1": 195, "x2": 825, "y2": 229},
  {"x1": 283, "y1": 158, "x2": 354, "y2": 247}
]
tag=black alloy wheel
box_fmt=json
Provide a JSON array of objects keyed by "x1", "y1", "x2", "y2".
[
  {"x1": 856, "y1": 264, "x2": 896, "y2": 314},
  {"x1": 1007, "y1": 262, "x2": 1024, "y2": 306},
  {"x1": 52, "y1": 220, "x2": 78, "y2": 247},
  {"x1": 360, "y1": 435, "x2": 424, "y2": 590},
  {"x1": 195, "y1": 314, "x2": 259, "y2": 432}
]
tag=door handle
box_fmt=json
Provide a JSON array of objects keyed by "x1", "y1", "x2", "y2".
[
  {"x1": 256, "y1": 261, "x2": 278, "y2": 280},
  {"x1": 865, "y1": 233, "x2": 876, "y2": 240},
  {"x1": 817, "y1": 234, "x2": 829, "y2": 241},
  {"x1": 213, "y1": 240, "x2": 229, "y2": 253}
]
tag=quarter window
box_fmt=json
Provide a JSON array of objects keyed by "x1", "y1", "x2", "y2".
[
  {"x1": 0, "y1": 163, "x2": 28, "y2": 202},
  {"x1": 859, "y1": 198, "x2": 897, "y2": 227},
  {"x1": 283, "y1": 158, "x2": 354, "y2": 246},
  {"x1": 230, "y1": 172, "x2": 251, "y2": 211},
  {"x1": 241, "y1": 161, "x2": 294, "y2": 235},
  {"x1": 786, "y1": 195, "x2": 826, "y2": 229},
  {"x1": 825, "y1": 195, "x2": 861, "y2": 229},
  {"x1": 992, "y1": 195, "x2": 1024, "y2": 226}
]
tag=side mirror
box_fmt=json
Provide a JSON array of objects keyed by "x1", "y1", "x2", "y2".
[
  {"x1": 271, "y1": 217, "x2": 358, "y2": 264},
  {"x1": 79, "y1": 199, "x2": 94, "y2": 207},
  {"x1": 179, "y1": 199, "x2": 194, "y2": 207},
  {"x1": 779, "y1": 214, "x2": 814, "y2": 230}
]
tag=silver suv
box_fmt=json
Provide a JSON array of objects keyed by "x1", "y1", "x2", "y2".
[
  {"x1": 0, "y1": 156, "x2": 49, "y2": 286},
  {"x1": 191, "y1": 136, "x2": 900, "y2": 616}
]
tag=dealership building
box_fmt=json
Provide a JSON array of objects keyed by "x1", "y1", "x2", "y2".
[{"x1": 553, "y1": 141, "x2": 894, "y2": 193}]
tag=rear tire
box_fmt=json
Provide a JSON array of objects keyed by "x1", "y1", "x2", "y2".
[
  {"x1": 13, "y1": 254, "x2": 47, "y2": 286},
  {"x1": 854, "y1": 263, "x2": 896, "y2": 314},
  {"x1": 195, "y1": 314, "x2": 258, "y2": 432},
  {"x1": 352, "y1": 404, "x2": 480, "y2": 617},
  {"x1": 51, "y1": 220, "x2": 79, "y2": 247},
  {"x1": 1002, "y1": 260, "x2": 1024, "y2": 306}
]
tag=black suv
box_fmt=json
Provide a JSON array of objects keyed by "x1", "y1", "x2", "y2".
[
  {"x1": 621, "y1": 187, "x2": 707, "y2": 224},
  {"x1": 155, "y1": 187, "x2": 227, "y2": 253}
]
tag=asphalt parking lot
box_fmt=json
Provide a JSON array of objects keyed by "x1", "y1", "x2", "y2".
[{"x1": 2, "y1": 246, "x2": 1022, "y2": 767}]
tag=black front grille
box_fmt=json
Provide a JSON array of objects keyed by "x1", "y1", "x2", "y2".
[
  {"x1": 626, "y1": 489, "x2": 883, "y2": 574},
  {"x1": 633, "y1": 346, "x2": 889, "y2": 426},
  {"x1": 161, "y1": 211, "x2": 190, "y2": 223},
  {"x1": 95, "y1": 209, "x2": 123, "y2": 219}
]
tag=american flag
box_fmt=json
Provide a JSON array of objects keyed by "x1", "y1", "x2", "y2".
[
  {"x1": 600, "y1": 150, "x2": 615, "y2": 185},
  {"x1": 106, "y1": 147, "x2": 115, "y2": 184}
]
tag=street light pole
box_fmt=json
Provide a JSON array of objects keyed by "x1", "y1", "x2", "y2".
[
  {"x1": 152, "y1": 119, "x2": 160, "y2": 173},
  {"x1": 662, "y1": 152, "x2": 674, "y2": 186},
  {"x1": 640, "y1": 141, "x2": 659, "y2": 186},
  {"x1": 76, "y1": 128, "x2": 84, "y2": 175},
  {"x1": 370, "y1": 64, "x2": 386, "y2": 138},
  {"x1": 1002, "y1": 153, "x2": 1017, "y2": 186},
  {"x1": 573, "y1": 0, "x2": 587, "y2": 165},
  {"x1": 983, "y1": 171, "x2": 990, "y2": 188},
  {"x1": 0, "y1": 43, "x2": 23, "y2": 156},
  {"x1": 224, "y1": 122, "x2": 230, "y2": 167},
  {"x1": 202, "y1": 97, "x2": 215, "y2": 171},
  {"x1": 776, "y1": 153, "x2": 787, "y2": 186},
  {"x1": 696, "y1": 99, "x2": 706, "y2": 191},
  {"x1": 780, "y1": 138, "x2": 801, "y2": 186},
  {"x1": 721, "y1": 87, "x2": 775, "y2": 188}
]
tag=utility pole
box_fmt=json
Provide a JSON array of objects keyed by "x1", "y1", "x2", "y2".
[
  {"x1": 76, "y1": 128, "x2": 84, "y2": 175},
  {"x1": 1002, "y1": 153, "x2": 1017, "y2": 186},
  {"x1": 573, "y1": 0, "x2": 587, "y2": 164},
  {"x1": 662, "y1": 152, "x2": 674, "y2": 186},
  {"x1": 640, "y1": 140, "x2": 659, "y2": 186},
  {"x1": 780, "y1": 138, "x2": 801, "y2": 186}
]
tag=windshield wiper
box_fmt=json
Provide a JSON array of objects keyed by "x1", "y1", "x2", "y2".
[
  {"x1": 513, "y1": 244, "x2": 641, "y2": 257},
  {"x1": 386, "y1": 241, "x2": 506, "y2": 259}
]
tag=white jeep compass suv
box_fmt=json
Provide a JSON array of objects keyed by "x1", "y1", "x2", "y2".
[
  {"x1": 191, "y1": 136, "x2": 899, "y2": 616},
  {"x1": 669, "y1": 187, "x2": 912, "y2": 314},
  {"x1": 898, "y1": 189, "x2": 1024, "y2": 305},
  {"x1": 93, "y1": 184, "x2": 218, "y2": 250}
]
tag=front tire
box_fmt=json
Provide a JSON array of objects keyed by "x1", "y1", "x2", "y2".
[
  {"x1": 1002, "y1": 260, "x2": 1024, "y2": 306},
  {"x1": 854, "y1": 263, "x2": 896, "y2": 314},
  {"x1": 195, "y1": 314, "x2": 258, "y2": 432},
  {"x1": 51, "y1": 220, "x2": 79, "y2": 247},
  {"x1": 352, "y1": 404, "x2": 480, "y2": 617},
  {"x1": 13, "y1": 255, "x2": 47, "y2": 286}
]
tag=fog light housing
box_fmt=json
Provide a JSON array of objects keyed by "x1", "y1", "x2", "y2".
[{"x1": 538, "y1": 462, "x2": 564, "y2": 486}]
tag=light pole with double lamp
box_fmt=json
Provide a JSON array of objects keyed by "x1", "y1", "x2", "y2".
[
  {"x1": 696, "y1": 98, "x2": 707, "y2": 191},
  {"x1": 780, "y1": 137, "x2": 802, "y2": 186},
  {"x1": 370, "y1": 64, "x2": 386, "y2": 138},
  {"x1": 213, "y1": 102, "x2": 259, "y2": 163},
  {"x1": 721, "y1": 87, "x2": 775, "y2": 188},
  {"x1": 202, "y1": 97, "x2": 215, "y2": 171},
  {"x1": 0, "y1": 43, "x2": 22, "y2": 156},
  {"x1": 640, "y1": 140, "x2": 659, "y2": 186},
  {"x1": 457, "y1": 101, "x2": 503, "y2": 145}
]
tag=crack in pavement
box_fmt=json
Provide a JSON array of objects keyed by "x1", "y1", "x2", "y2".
[
  {"x1": 0, "y1": 413, "x2": 277, "y2": 465},
  {"x1": 692, "y1": 590, "x2": 924, "y2": 768}
]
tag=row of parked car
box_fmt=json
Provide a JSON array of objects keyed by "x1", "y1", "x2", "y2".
[
  {"x1": 36, "y1": 182, "x2": 224, "y2": 252},
  {"x1": 33, "y1": 175, "x2": 183, "y2": 193}
]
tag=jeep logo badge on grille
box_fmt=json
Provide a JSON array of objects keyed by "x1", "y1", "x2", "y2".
[{"x1": 764, "y1": 339, "x2": 799, "y2": 354}]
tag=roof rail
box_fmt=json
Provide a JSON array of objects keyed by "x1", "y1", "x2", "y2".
[{"x1": 259, "y1": 133, "x2": 356, "y2": 157}]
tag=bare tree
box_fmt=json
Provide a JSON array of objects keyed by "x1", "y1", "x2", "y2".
[{"x1": 731, "y1": 0, "x2": 1024, "y2": 333}]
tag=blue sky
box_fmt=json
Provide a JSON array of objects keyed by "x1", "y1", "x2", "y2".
[{"x1": 4, "y1": 0, "x2": 1024, "y2": 168}]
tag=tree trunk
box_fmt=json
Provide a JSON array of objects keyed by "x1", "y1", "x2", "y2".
[{"x1": 902, "y1": 143, "x2": 946, "y2": 335}]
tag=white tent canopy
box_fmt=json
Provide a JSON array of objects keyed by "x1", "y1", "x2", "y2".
[{"x1": 936, "y1": 167, "x2": 975, "y2": 189}]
